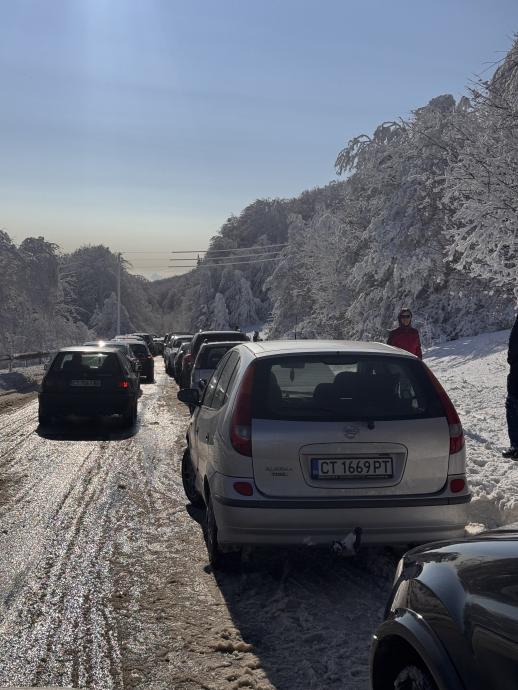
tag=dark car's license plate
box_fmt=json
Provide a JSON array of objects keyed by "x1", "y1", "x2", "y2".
[
  {"x1": 311, "y1": 457, "x2": 393, "y2": 479},
  {"x1": 70, "y1": 380, "x2": 101, "y2": 387}
]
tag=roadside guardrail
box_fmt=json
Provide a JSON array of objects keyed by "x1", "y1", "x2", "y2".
[{"x1": 0, "y1": 351, "x2": 51, "y2": 372}]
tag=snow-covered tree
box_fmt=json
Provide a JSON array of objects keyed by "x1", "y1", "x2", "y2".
[
  {"x1": 212, "y1": 292, "x2": 230, "y2": 329},
  {"x1": 445, "y1": 36, "x2": 518, "y2": 299}
]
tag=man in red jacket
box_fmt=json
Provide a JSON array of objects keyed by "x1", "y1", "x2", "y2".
[{"x1": 387, "y1": 308, "x2": 423, "y2": 359}]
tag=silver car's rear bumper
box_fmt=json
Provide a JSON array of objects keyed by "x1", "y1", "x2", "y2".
[{"x1": 211, "y1": 475, "x2": 470, "y2": 546}]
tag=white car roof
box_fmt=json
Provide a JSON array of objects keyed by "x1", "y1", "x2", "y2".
[{"x1": 238, "y1": 339, "x2": 417, "y2": 358}]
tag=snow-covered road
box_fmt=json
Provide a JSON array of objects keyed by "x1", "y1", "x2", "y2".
[
  {"x1": 0, "y1": 358, "x2": 393, "y2": 690},
  {"x1": 426, "y1": 329, "x2": 518, "y2": 529},
  {"x1": 0, "y1": 332, "x2": 515, "y2": 689}
]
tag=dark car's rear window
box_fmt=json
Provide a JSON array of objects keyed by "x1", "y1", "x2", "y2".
[
  {"x1": 172, "y1": 336, "x2": 192, "y2": 348},
  {"x1": 197, "y1": 345, "x2": 234, "y2": 369},
  {"x1": 252, "y1": 355, "x2": 443, "y2": 421},
  {"x1": 127, "y1": 343, "x2": 149, "y2": 356},
  {"x1": 192, "y1": 332, "x2": 248, "y2": 357},
  {"x1": 51, "y1": 352, "x2": 122, "y2": 374}
]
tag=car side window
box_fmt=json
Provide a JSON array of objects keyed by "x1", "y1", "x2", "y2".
[
  {"x1": 211, "y1": 352, "x2": 240, "y2": 411},
  {"x1": 120, "y1": 355, "x2": 131, "y2": 375},
  {"x1": 202, "y1": 352, "x2": 232, "y2": 408}
]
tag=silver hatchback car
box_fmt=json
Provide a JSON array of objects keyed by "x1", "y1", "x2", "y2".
[{"x1": 178, "y1": 341, "x2": 470, "y2": 568}]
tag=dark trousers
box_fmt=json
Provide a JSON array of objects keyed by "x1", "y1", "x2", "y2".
[{"x1": 506, "y1": 393, "x2": 518, "y2": 448}]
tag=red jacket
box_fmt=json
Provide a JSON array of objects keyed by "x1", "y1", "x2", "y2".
[{"x1": 387, "y1": 326, "x2": 422, "y2": 359}]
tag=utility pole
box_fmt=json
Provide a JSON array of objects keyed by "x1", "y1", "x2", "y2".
[{"x1": 116, "y1": 253, "x2": 121, "y2": 336}]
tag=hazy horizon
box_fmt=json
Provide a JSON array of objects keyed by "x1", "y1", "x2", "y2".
[{"x1": 2, "y1": 0, "x2": 518, "y2": 278}]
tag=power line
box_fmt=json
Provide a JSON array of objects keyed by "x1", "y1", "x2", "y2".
[
  {"x1": 169, "y1": 242, "x2": 288, "y2": 254},
  {"x1": 168, "y1": 256, "x2": 285, "y2": 268},
  {"x1": 168, "y1": 250, "x2": 285, "y2": 263}
]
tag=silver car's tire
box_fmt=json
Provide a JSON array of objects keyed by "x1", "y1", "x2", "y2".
[
  {"x1": 206, "y1": 495, "x2": 239, "y2": 570},
  {"x1": 181, "y1": 449, "x2": 204, "y2": 507},
  {"x1": 394, "y1": 665, "x2": 437, "y2": 690}
]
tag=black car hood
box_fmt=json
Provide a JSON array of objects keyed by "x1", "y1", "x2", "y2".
[{"x1": 401, "y1": 527, "x2": 518, "y2": 639}]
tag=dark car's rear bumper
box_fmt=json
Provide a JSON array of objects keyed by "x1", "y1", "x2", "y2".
[
  {"x1": 138, "y1": 359, "x2": 154, "y2": 380},
  {"x1": 39, "y1": 392, "x2": 135, "y2": 416}
]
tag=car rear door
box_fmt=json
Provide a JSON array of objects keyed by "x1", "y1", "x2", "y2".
[
  {"x1": 249, "y1": 354, "x2": 450, "y2": 498},
  {"x1": 196, "y1": 352, "x2": 239, "y2": 478}
]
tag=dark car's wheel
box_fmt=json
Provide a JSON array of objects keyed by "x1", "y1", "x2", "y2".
[
  {"x1": 394, "y1": 665, "x2": 437, "y2": 690},
  {"x1": 181, "y1": 448, "x2": 204, "y2": 507},
  {"x1": 123, "y1": 401, "x2": 137, "y2": 428},
  {"x1": 38, "y1": 406, "x2": 52, "y2": 426},
  {"x1": 206, "y1": 495, "x2": 240, "y2": 570}
]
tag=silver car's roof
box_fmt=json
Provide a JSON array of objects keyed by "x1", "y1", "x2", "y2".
[{"x1": 237, "y1": 340, "x2": 417, "y2": 358}]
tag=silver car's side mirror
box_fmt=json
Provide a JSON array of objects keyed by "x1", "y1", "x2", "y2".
[{"x1": 177, "y1": 388, "x2": 200, "y2": 407}]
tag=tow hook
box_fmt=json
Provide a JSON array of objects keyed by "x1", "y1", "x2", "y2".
[{"x1": 332, "y1": 527, "x2": 363, "y2": 557}]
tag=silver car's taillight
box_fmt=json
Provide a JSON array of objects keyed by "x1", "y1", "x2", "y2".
[
  {"x1": 229, "y1": 363, "x2": 256, "y2": 457},
  {"x1": 424, "y1": 366, "x2": 465, "y2": 455}
]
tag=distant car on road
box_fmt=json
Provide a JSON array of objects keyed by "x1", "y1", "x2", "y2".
[
  {"x1": 38, "y1": 346, "x2": 139, "y2": 427},
  {"x1": 165, "y1": 334, "x2": 193, "y2": 376},
  {"x1": 83, "y1": 340, "x2": 140, "y2": 375},
  {"x1": 191, "y1": 341, "x2": 240, "y2": 393},
  {"x1": 153, "y1": 336, "x2": 165, "y2": 355},
  {"x1": 370, "y1": 525, "x2": 518, "y2": 690},
  {"x1": 128, "y1": 332, "x2": 157, "y2": 356},
  {"x1": 173, "y1": 341, "x2": 191, "y2": 383},
  {"x1": 180, "y1": 330, "x2": 249, "y2": 388},
  {"x1": 114, "y1": 338, "x2": 155, "y2": 382},
  {"x1": 177, "y1": 340, "x2": 470, "y2": 568}
]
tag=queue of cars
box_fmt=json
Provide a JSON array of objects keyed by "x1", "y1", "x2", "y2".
[
  {"x1": 38, "y1": 345, "x2": 140, "y2": 427},
  {"x1": 37, "y1": 327, "x2": 518, "y2": 687},
  {"x1": 173, "y1": 331, "x2": 518, "y2": 689},
  {"x1": 177, "y1": 340, "x2": 470, "y2": 566},
  {"x1": 38, "y1": 331, "x2": 157, "y2": 427}
]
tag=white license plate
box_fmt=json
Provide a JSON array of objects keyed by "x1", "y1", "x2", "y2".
[
  {"x1": 70, "y1": 379, "x2": 101, "y2": 387},
  {"x1": 311, "y1": 457, "x2": 393, "y2": 479}
]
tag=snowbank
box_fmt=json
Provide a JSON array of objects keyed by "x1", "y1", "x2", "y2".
[{"x1": 425, "y1": 329, "x2": 518, "y2": 528}]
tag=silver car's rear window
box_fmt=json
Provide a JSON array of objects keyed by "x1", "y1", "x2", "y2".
[{"x1": 252, "y1": 355, "x2": 443, "y2": 421}]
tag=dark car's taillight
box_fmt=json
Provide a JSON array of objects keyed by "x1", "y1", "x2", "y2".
[
  {"x1": 425, "y1": 367, "x2": 464, "y2": 454},
  {"x1": 230, "y1": 363, "x2": 255, "y2": 457}
]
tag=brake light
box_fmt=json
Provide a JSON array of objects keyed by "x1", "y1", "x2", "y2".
[
  {"x1": 230, "y1": 363, "x2": 255, "y2": 456},
  {"x1": 233, "y1": 481, "x2": 253, "y2": 496},
  {"x1": 183, "y1": 353, "x2": 193, "y2": 366},
  {"x1": 425, "y1": 367, "x2": 464, "y2": 454},
  {"x1": 118, "y1": 380, "x2": 130, "y2": 389},
  {"x1": 450, "y1": 478, "x2": 465, "y2": 493}
]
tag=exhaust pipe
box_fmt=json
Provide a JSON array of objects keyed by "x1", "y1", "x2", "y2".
[{"x1": 332, "y1": 527, "x2": 363, "y2": 557}]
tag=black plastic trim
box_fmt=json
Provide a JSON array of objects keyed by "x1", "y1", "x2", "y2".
[{"x1": 214, "y1": 493, "x2": 471, "y2": 509}]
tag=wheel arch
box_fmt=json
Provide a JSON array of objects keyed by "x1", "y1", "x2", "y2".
[{"x1": 370, "y1": 611, "x2": 465, "y2": 690}]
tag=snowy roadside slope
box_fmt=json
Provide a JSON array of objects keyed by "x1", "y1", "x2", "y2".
[{"x1": 425, "y1": 329, "x2": 518, "y2": 529}]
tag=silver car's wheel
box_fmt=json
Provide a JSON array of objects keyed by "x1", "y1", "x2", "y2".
[
  {"x1": 206, "y1": 496, "x2": 239, "y2": 570},
  {"x1": 394, "y1": 665, "x2": 437, "y2": 690},
  {"x1": 181, "y1": 449, "x2": 204, "y2": 507}
]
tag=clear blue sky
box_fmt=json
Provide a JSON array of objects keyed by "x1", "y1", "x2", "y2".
[{"x1": 1, "y1": 0, "x2": 517, "y2": 276}]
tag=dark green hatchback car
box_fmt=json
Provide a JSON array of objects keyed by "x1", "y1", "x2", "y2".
[{"x1": 38, "y1": 346, "x2": 140, "y2": 427}]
